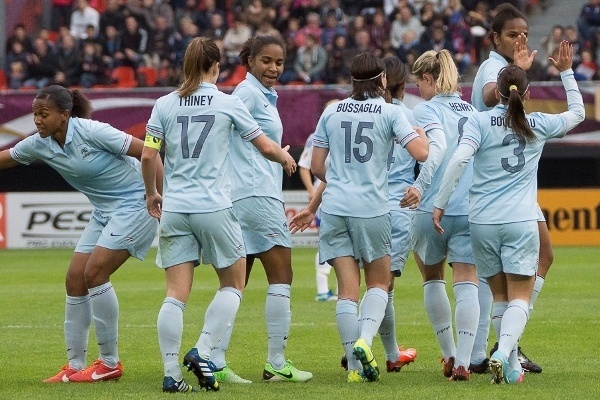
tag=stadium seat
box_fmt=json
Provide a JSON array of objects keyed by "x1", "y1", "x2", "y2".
[
  {"x1": 111, "y1": 66, "x2": 137, "y2": 88},
  {"x1": 218, "y1": 65, "x2": 247, "y2": 88},
  {"x1": 137, "y1": 66, "x2": 158, "y2": 87},
  {"x1": 0, "y1": 70, "x2": 7, "y2": 90}
]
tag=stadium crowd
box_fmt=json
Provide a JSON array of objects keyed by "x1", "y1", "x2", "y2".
[{"x1": 4, "y1": 0, "x2": 576, "y2": 90}]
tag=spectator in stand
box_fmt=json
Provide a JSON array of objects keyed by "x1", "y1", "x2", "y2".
[
  {"x1": 465, "y1": 0, "x2": 491, "y2": 64},
  {"x1": 324, "y1": 33, "x2": 351, "y2": 84},
  {"x1": 321, "y1": 0, "x2": 347, "y2": 26},
  {"x1": 149, "y1": 15, "x2": 179, "y2": 71},
  {"x1": 121, "y1": 15, "x2": 150, "y2": 69},
  {"x1": 254, "y1": 20, "x2": 284, "y2": 42},
  {"x1": 396, "y1": 29, "x2": 419, "y2": 67},
  {"x1": 282, "y1": 17, "x2": 303, "y2": 48},
  {"x1": 7, "y1": 24, "x2": 34, "y2": 54},
  {"x1": 369, "y1": 8, "x2": 392, "y2": 55},
  {"x1": 80, "y1": 40, "x2": 110, "y2": 87},
  {"x1": 350, "y1": 29, "x2": 379, "y2": 58},
  {"x1": 100, "y1": 24, "x2": 125, "y2": 71},
  {"x1": 223, "y1": 16, "x2": 253, "y2": 63},
  {"x1": 444, "y1": 0, "x2": 474, "y2": 75},
  {"x1": 126, "y1": 0, "x2": 175, "y2": 34},
  {"x1": 243, "y1": 0, "x2": 276, "y2": 30},
  {"x1": 274, "y1": 0, "x2": 294, "y2": 32},
  {"x1": 575, "y1": 48, "x2": 598, "y2": 80},
  {"x1": 321, "y1": 11, "x2": 348, "y2": 51},
  {"x1": 172, "y1": 17, "x2": 199, "y2": 68},
  {"x1": 564, "y1": 25, "x2": 582, "y2": 66},
  {"x1": 390, "y1": 5, "x2": 425, "y2": 54},
  {"x1": 419, "y1": 1, "x2": 438, "y2": 29},
  {"x1": 418, "y1": 17, "x2": 471, "y2": 76},
  {"x1": 298, "y1": 12, "x2": 323, "y2": 47},
  {"x1": 70, "y1": 0, "x2": 100, "y2": 40},
  {"x1": 55, "y1": 33, "x2": 82, "y2": 88},
  {"x1": 541, "y1": 25, "x2": 565, "y2": 66},
  {"x1": 386, "y1": 0, "x2": 418, "y2": 20},
  {"x1": 279, "y1": 34, "x2": 299, "y2": 84},
  {"x1": 23, "y1": 38, "x2": 61, "y2": 89},
  {"x1": 100, "y1": 0, "x2": 126, "y2": 33},
  {"x1": 6, "y1": 41, "x2": 30, "y2": 89},
  {"x1": 292, "y1": 0, "x2": 323, "y2": 24},
  {"x1": 292, "y1": 33, "x2": 327, "y2": 84},
  {"x1": 175, "y1": 0, "x2": 201, "y2": 24},
  {"x1": 347, "y1": 14, "x2": 367, "y2": 47},
  {"x1": 51, "y1": 0, "x2": 73, "y2": 31},
  {"x1": 197, "y1": 0, "x2": 228, "y2": 32},
  {"x1": 202, "y1": 12, "x2": 228, "y2": 40}
]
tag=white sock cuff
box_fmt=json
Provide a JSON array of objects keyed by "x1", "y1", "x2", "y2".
[
  {"x1": 507, "y1": 299, "x2": 529, "y2": 319},
  {"x1": 267, "y1": 283, "x2": 291, "y2": 298},
  {"x1": 88, "y1": 281, "x2": 113, "y2": 297},
  {"x1": 220, "y1": 287, "x2": 242, "y2": 300},
  {"x1": 336, "y1": 299, "x2": 358, "y2": 316},
  {"x1": 365, "y1": 287, "x2": 388, "y2": 302},
  {"x1": 453, "y1": 281, "x2": 479, "y2": 300},
  {"x1": 163, "y1": 296, "x2": 186, "y2": 311},
  {"x1": 533, "y1": 275, "x2": 545, "y2": 292},
  {"x1": 423, "y1": 279, "x2": 446, "y2": 288},
  {"x1": 66, "y1": 294, "x2": 90, "y2": 305},
  {"x1": 491, "y1": 301, "x2": 509, "y2": 318}
]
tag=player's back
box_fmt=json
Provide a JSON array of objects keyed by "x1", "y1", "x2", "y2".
[{"x1": 414, "y1": 94, "x2": 475, "y2": 215}]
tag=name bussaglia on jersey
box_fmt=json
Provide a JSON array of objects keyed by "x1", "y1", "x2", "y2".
[{"x1": 336, "y1": 103, "x2": 382, "y2": 114}]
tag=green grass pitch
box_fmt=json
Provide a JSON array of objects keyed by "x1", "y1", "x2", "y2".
[{"x1": 1, "y1": 246, "x2": 599, "y2": 399}]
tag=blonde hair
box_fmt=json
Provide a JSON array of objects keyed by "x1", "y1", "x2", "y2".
[{"x1": 412, "y1": 50, "x2": 460, "y2": 95}]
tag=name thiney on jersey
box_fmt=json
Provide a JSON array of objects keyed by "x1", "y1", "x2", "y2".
[{"x1": 179, "y1": 95, "x2": 213, "y2": 107}]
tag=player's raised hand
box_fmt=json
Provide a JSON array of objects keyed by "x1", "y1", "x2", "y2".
[
  {"x1": 548, "y1": 40, "x2": 573, "y2": 72},
  {"x1": 513, "y1": 33, "x2": 537, "y2": 71}
]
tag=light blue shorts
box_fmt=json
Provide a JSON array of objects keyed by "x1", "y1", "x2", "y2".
[
  {"x1": 390, "y1": 207, "x2": 413, "y2": 276},
  {"x1": 75, "y1": 208, "x2": 157, "y2": 260},
  {"x1": 318, "y1": 211, "x2": 391, "y2": 265},
  {"x1": 411, "y1": 212, "x2": 475, "y2": 266},
  {"x1": 469, "y1": 221, "x2": 539, "y2": 278},
  {"x1": 156, "y1": 209, "x2": 245, "y2": 269},
  {"x1": 232, "y1": 196, "x2": 291, "y2": 255}
]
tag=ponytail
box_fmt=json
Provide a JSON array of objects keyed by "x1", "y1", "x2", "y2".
[
  {"x1": 412, "y1": 49, "x2": 460, "y2": 95},
  {"x1": 498, "y1": 66, "x2": 536, "y2": 142}
]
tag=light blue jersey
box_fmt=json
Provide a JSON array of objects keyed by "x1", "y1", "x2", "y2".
[
  {"x1": 229, "y1": 72, "x2": 284, "y2": 202},
  {"x1": 471, "y1": 51, "x2": 508, "y2": 111},
  {"x1": 443, "y1": 70, "x2": 584, "y2": 224},
  {"x1": 11, "y1": 118, "x2": 145, "y2": 213},
  {"x1": 146, "y1": 83, "x2": 262, "y2": 213},
  {"x1": 313, "y1": 96, "x2": 419, "y2": 218},
  {"x1": 387, "y1": 99, "x2": 416, "y2": 207},
  {"x1": 413, "y1": 94, "x2": 475, "y2": 215}
]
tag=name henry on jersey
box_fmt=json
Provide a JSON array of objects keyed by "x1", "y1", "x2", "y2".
[
  {"x1": 179, "y1": 95, "x2": 213, "y2": 107},
  {"x1": 337, "y1": 103, "x2": 382, "y2": 114},
  {"x1": 449, "y1": 102, "x2": 474, "y2": 112}
]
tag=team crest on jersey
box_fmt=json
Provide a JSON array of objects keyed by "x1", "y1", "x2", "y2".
[{"x1": 80, "y1": 146, "x2": 91, "y2": 159}]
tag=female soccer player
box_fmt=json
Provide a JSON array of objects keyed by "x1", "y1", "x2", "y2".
[
  {"x1": 402, "y1": 49, "x2": 479, "y2": 381},
  {"x1": 306, "y1": 52, "x2": 428, "y2": 383},
  {"x1": 433, "y1": 41, "x2": 583, "y2": 384},
  {"x1": 470, "y1": 3, "x2": 547, "y2": 374},
  {"x1": 208, "y1": 35, "x2": 312, "y2": 384},
  {"x1": 141, "y1": 36, "x2": 296, "y2": 392},
  {"x1": 0, "y1": 85, "x2": 162, "y2": 384},
  {"x1": 337, "y1": 56, "x2": 418, "y2": 376}
]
